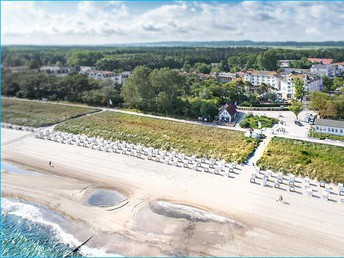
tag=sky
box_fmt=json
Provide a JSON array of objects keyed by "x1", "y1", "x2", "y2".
[{"x1": 1, "y1": 1, "x2": 344, "y2": 45}]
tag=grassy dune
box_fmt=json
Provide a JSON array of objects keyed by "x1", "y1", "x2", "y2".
[
  {"x1": 257, "y1": 137, "x2": 344, "y2": 183},
  {"x1": 55, "y1": 111, "x2": 259, "y2": 163},
  {"x1": 2, "y1": 98, "x2": 98, "y2": 127}
]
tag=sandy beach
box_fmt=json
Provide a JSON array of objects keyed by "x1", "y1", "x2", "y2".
[{"x1": 2, "y1": 128, "x2": 344, "y2": 256}]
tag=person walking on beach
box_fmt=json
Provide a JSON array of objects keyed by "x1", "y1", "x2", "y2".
[
  {"x1": 279, "y1": 195, "x2": 283, "y2": 202},
  {"x1": 49, "y1": 161, "x2": 52, "y2": 167}
]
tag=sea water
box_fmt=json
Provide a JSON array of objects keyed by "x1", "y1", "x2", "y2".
[
  {"x1": 1, "y1": 198, "x2": 116, "y2": 257},
  {"x1": 1, "y1": 198, "x2": 82, "y2": 257}
]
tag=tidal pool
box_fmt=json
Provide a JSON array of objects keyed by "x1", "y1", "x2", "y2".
[
  {"x1": 85, "y1": 189, "x2": 126, "y2": 207},
  {"x1": 1, "y1": 162, "x2": 42, "y2": 176}
]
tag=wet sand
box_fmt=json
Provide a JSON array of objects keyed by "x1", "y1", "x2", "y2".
[{"x1": 2, "y1": 128, "x2": 344, "y2": 256}]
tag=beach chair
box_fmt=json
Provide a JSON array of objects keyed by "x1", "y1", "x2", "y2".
[
  {"x1": 263, "y1": 178, "x2": 268, "y2": 187},
  {"x1": 274, "y1": 182, "x2": 280, "y2": 189},
  {"x1": 319, "y1": 181, "x2": 325, "y2": 188},
  {"x1": 307, "y1": 189, "x2": 313, "y2": 197},
  {"x1": 250, "y1": 177, "x2": 255, "y2": 183},
  {"x1": 339, "y1": 190, "x2": 344, "y2": 196},
  {"x1": 338, "y1": 183, "x2": 343, "y2": 192},
  {"x1": 322, "y1": 191, "x2": 329, "y2": 200},
  {"x1": 289, "y1": 185, "x2": 295, "y2": 192},
  {"x1": 340, "y1": 196, "x2": 344, "y2": 203}
]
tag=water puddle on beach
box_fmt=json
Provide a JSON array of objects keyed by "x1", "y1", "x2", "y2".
[
  {"x1": 133, "y1": 201, "x2": 244, "y2": 256},
  {"x1": 1, "y1": 162, "x2": 43, "y2": 176},
  {"x1": 85, "y1": 189, "x2": 126, "y2": 207}
]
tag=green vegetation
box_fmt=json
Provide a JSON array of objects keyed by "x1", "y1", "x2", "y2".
[
  {"x1": 288, "y1": 99, "x2": 304, "y2": 119},
  {"x1": 311, "y1": 131, "x2": 344, "y2": 142},
  {"x1": 3, "y1": 46, "x2": 344, "y2": 73},
  {"x1": 257, "y1": 137, "x2": 344, "y2": 183},
  {"x1": 309, "y1": 91, "x2": 344, "y2": 120},
  {"x1": 55, "y1": 111, "x2": 259, "y2": 163},
  {"x1": 2, "y1": 98, "x2": 98, "y2": 127},
  {"x1": 239, "y1": 114, "x2": 278, "y2": 129}
]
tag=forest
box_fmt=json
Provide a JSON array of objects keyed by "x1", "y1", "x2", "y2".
[
  {"x1": 2, "y1": 46, "x2": 344, "y2": 120},
  {"x1": 3, "y1": 46, "x2": 344, "y2": 72}
]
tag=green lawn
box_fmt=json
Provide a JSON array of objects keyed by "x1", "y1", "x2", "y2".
[
  {"x1": 311, "y1": 131, "x2": 344, "y2": 142},
  {"x1": 55, "y1": 111, "x2": 259, "y2": 163},
  {"x1": 257, "y1": 137, "x2": 344, "y2": 183},
  {"x1": 2, "y1": 98, "x2": 98, "y2": 127},
  {"x1": 240, "y1": 115, "x2": 278, "y2": 129}
]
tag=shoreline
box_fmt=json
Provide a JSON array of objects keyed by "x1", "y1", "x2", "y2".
[{"x1": 2, "y1": 128, "x2": 344, "y2": 256}]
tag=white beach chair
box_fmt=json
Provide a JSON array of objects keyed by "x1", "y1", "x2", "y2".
[
  {"x1": 307, "y1": 189, "x2": 313, "y2": 197},
  {"x1": 322, "y1": 191, "x2": 329, "y2": 200}
]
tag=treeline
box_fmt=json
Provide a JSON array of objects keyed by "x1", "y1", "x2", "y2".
[
  {"x1": 3, "y1": 46, "x2": 344, "y2": 72},
  {"x1": 310, "y1": 92, "x2": 344, "y2": 119},
  {"x1": 1, "y1": 70, "x2": 122, "y2": 107},
  {"x1": 2, "y1": 66, "x2": 272, "y2": 120}
]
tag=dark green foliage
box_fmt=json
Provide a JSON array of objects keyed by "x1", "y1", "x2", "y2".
[{"x1": 239, "y1": 115, "x2": 278, "y2": 129}]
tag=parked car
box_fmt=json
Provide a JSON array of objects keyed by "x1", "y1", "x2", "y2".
[{"x1": 294, "y1": 120, "x2": 303, "y2": 126}]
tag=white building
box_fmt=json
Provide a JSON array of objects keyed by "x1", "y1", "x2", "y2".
[
  {"x1": 218, "y1": 102, "x2": 237, "y2": 123},
  {"x1": 314, "y1": 119, "x2": 344, "y2": 136},
  {"x1": 214, "y1": 72, "x2": 237, "y2": 83},
  {"x1": 39, "y1": 65, "x2": 72, "y2": 76},
  {"x1": 87, "y1": 71, "x2": 132, "y2": 85},
  {"x1": 310, "y1": 64, "x2": 336, "y2": 78},
  {"x1": 280, "y1": 73, "x2": 323, "y2": 99},
  {"x1": 243, "y1": 71, "x2": 280, "y2": 90}
]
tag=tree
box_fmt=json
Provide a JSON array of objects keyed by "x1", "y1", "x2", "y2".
[
  {"x1": 256, "y1": 49, "x2": 278, "y2": 71},
  {"x1": 309, "y1": 91, "x2": 331, "y2": 111},
  {"x1": 120, "y1": 65, "x2": 155, "y2": 110},
  {"x1": 288, "y1": 99, "x2": 303, "y2": 119},
  {"x1": 150, "y1": 68, "x2": 183, "y2": 113},
  {"x1": 293, "y1": 78, "x2": 305, "y2": 102},
  {"x1": 322, "y1": 76, "x2": 334, "y2": 92}
]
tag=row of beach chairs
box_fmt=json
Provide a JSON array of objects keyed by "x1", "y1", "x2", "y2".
[{"x1": 34, "y1": 130, "x2": 239, "y2": 177}]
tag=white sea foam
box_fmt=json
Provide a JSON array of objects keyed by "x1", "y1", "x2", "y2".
[{"x1": 2, "y1": 198, "x2": 120, "y2": 257}]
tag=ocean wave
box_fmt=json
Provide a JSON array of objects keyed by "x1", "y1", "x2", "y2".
[{"x1": 2, "y1": 198, "x2": 119, "y2": 257}]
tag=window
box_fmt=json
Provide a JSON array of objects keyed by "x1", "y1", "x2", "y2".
[
  {"x1": 316, "y1": 127, "x2": 319, "y2": 130},
  {"x1": 340, "y1": 129, "x2": 343, "y2": 133},
  {"x1": 335, "y1": 129, "x2": 338, "y2": 133}
]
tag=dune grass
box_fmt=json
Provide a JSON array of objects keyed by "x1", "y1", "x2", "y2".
[
  {"x1": 55, "y1": 111, "x2": 259, "y2": 163},
  {"x1": 257, "y1": 137, "x2": 344, "y2": 183},
  {"x1": 2, "y1": 98, "x2": 98, "y2": 127}
]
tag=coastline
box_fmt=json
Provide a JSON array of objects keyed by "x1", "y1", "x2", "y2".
[{"x1": 2, "y1": 128, "x2": 344, "y2": 256}]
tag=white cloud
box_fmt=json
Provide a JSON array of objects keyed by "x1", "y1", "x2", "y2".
[{"x1": 1, "y1": 1, "x2": 344, "y2": 45}]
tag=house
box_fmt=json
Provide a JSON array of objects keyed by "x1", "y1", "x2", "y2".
[
  {"x1": 313, "y1": 119, "x2": 344, "y2": 136},
  {"x1": 278, "y1": 60, "x2": 295, "y2": 68},
  {"x1": 39, "y1": 65, "x2": 72, "y2": 76},
  {"x1": 307, "y1": 58, "x2": 333, "y2": 65},
  {"x1": 332, "y1": 62, "x2": 344, "y2": 75},
  {"x1": 87, "y1": 70, "x2": 132, "y2": 85},
  {"x1": 219, "y1": 102, "x2": 237, "y2": 123},
  {"x1": 310, "y1": 64, "x2": 336, "y2": 78},
  {"x1": 213, "y1": 72, "x2": 237, "y2": 83}
]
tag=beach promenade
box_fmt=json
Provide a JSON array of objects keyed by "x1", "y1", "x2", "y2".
[{"x1": 2, "y1": 127, "x2": 344, "y2": 256}]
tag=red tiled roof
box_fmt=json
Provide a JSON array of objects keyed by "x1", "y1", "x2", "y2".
[
  {"x1": 307, "y1": 58, "x2": 333, "y2": 64},
  {"x1": 333, "y1": 62, "x2": 344, "y2": 66}
]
